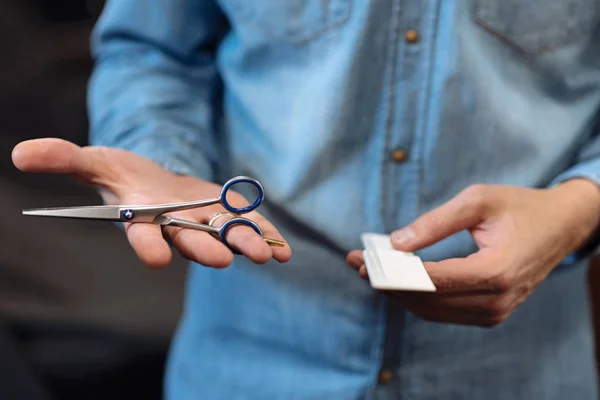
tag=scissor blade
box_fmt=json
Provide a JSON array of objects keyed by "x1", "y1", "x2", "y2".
[{"x1": 22, "y1": 205, "x2": 121, "y2": 221}]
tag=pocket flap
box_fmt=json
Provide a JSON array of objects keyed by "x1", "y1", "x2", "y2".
[{"x1": 474, "y1": 0, "x2": 600, "y2": 54}]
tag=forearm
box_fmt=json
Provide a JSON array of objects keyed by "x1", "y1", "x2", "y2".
[
  {"x1": 88, "y1": 51, "x2": 220, "y2": 180},
  {"x1": 88, "y1": 0, "x2": 227, "y2": 181}
]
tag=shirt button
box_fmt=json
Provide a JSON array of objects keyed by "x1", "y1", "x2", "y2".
[
  {"x1": 405, "y1": 29, "x2": 419, "y2": 43},
  {"x1": 378, "y1": 369, "x2": 393, "y2": 384},
  {"x1": 391, "y1": 148, "x2": 407, "y2": 163}
]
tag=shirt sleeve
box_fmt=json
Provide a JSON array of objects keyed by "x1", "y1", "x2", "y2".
[
  {"x1": 549, "y1": 130, "x2": 600, "y2": 262},
  {"x1": 87, "y1": 0, "x2": 228, "y2": 181}
]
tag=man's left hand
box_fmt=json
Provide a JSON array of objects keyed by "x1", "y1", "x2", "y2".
[{"x1": 347, "y1": 179, "x2": 600, "y2": 327}]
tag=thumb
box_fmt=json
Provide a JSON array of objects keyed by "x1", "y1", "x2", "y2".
[
  {"x1": 12, "y1": 138, "x2": 112, "y2": 183},
  {"x1": 391, "y1": 185, "x2": 495, "y2": 251}
]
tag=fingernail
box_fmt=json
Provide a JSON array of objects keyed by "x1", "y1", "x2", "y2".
[
  {"x1": 11, "y1": 147, "x2": 21, "y2": 162},
  {"x1": 391, "y1": 227, "x2": 415, "y2": 245}
]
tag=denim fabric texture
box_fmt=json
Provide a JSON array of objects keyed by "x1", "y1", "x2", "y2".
[{"x1": 88, "y1": 1, "x2": 600, "y2": 398}]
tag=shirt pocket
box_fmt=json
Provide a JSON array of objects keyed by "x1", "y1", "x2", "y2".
[
  {"x1": 219, "y1": 0, "x2": 352, "y2": 46},
  {"x1": 473, "y1": 0, "x2": 600, "y2": 54}
]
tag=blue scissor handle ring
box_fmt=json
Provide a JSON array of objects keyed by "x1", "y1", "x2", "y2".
[
  {"x1": 220, "y1": 177, "x2": 264, "y2": 214},
  {"x1": 219, "y1": 218, "x2": 263, "y2": 254}
]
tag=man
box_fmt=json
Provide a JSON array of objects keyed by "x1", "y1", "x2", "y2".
[{"x1": 11, "y1": 1, "x2": 600, "y2": 399}]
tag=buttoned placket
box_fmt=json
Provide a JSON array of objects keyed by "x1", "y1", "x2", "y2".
[{"x1": 375, "y1": 0, "x2": 441, "y2": 396}]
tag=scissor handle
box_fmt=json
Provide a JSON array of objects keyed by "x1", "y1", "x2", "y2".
[
  {"x1": 219, "y1": 176, "x2": 264, "y2": 214},
  {"x1": 218, "y1": 217, "x2": 263, "y2": 253}
]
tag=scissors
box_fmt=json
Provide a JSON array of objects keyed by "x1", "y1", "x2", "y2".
[{"x1": 22, "y1": 176, "x2": 285, "y2": 252}]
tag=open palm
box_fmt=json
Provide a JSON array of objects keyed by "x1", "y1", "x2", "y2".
[{"x1": 12, "y1": 138, "x2": 292, "y2": 268}]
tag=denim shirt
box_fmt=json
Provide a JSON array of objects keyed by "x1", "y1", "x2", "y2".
[{"x1": 89, "y1": 1, "x2": 600, "y2": 399}]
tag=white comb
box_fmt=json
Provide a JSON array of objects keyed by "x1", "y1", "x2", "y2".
[{"x1": 360, "y1": 233, "x2": 436, "y2": 292}]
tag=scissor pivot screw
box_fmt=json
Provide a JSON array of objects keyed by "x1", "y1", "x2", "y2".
[{"x1": 123, "y1": 209, "x2": 135, "y2": 220}]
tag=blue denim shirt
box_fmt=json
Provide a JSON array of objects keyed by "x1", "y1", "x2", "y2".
[{"x1": 89, "y1": 1, "x2": 600, "y2": 399}]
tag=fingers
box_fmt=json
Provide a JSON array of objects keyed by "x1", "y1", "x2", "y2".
[
  {"x1": 12, "y1": 138, "x2": 123, "y2": 193},
  {"x1": 125, "y1": 223, "x2": 173, "y2": 268},
  {"x1": 212, "y1": 210, "x2": 292, "y2": 264},
  {"x1": 346, "y1": 250, "x2": 364, "y2": 270},
  {"x1": 160, "y1": 209, "x2": 287, "y2": 267},
  {"x1": 389, "y1": 291, "x2": 514, "y2": 328},
  {"x1": 224, "y1": 224, "x2": 273, "y2": 264},
  {"x1": 391, "y1": 185, "x2": 498, "y2": 252},
  {"x1": 12, "y1": 138, "x2": 290, "y2": 267},
  {"x1": 423, "y1": 248, "x2": 508, "y2": 293},
  {"x1": 13, "y1": 138, "x2": 94, "y2": 177},
  {"x1": 345, "y1": 244, "x2": 515, "y2": 328},
  {"x1": 163, "y1": 222, "x2": 234, "y2": 268},
  {"x1": 346, "y1": 251, "x2": 369, "y2": 280},
  {"x1": 391, "y1": 290, "x2": 510, "y2": 317},
  {"x1": 221, "y1": 180, "x2": 293, "y2": 263},
  {"x1": 346, "y1": 253, "x2": 510, "y2": 327},
  {"x1": 358, "y1": 265, "x2": 369, "y2": 280},
  {"x1": 246, "y1": 212, "x2": 293, "y2": 263},
  {"x1": 347, "y1": 246, "x2": 506, "y2": 294},
  {"x1": 127, "y1": 204, "x2": 291, "y2": 267},
  {"x1": 346, "y1": 246, "x2": 514, "y2": 327},
  {"x1": 206, "y1": 190, "x2": 292, "y2": 263}
]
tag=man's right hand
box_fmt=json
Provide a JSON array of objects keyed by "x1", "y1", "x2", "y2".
[{"x1": 12, "y1": 138, "x2": 292, "y2": 269}]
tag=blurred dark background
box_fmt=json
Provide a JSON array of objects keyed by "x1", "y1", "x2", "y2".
[{"x1": 0, "y1": 0, "x2": 187, "y2": 399}]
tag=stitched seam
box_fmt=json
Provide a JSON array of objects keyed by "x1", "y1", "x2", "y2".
[
  {"x1": 367, "y1": 0, "x2": 403, "y2": 398},
  {"x1": 472, "y1": 0, "x2": 600, "y2": 54},
  {"x1": 227, "y1": 0, "x2": 353, "y2": 46},
  {"x1": 379, "y1": 0, "x2": 403, "y2": 232}
]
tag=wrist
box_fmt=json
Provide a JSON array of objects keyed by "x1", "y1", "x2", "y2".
[{"x1": 550, "y1": 178, "x2": 600, "y2": 248}]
